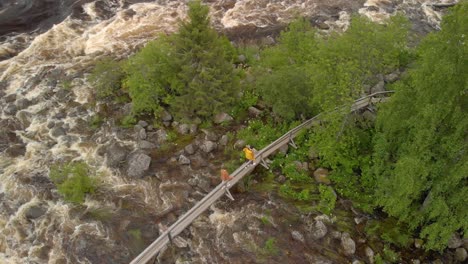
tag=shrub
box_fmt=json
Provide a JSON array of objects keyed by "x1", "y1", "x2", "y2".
[
  {"x1": 49, "y1": 161, "x2": 96, "y2": 204},
  {"x1": 318, "y1": 185, "x2": 337, "y2": 215},
  {"x1": 88, "y1": 57, "x2": 124, "y2": 99}
]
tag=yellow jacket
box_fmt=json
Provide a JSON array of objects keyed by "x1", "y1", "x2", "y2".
[{"x1": 243, "y1": 147, "x2": 255, "y2": 161}]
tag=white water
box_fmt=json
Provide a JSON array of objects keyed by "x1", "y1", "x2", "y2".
[{"x1": 0, "y1": 0, "x2": 455, "y2": 263}]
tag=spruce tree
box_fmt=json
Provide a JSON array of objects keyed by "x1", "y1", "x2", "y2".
[{"x1": 171, "y1": 0, "x2": 240, "y2": 121}]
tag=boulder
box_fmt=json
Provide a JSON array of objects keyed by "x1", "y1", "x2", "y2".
[
  {"x1": 105, "y1": 143, "x2": 128, "y2": 168},
  {"x1": 384, "y1": 72, "x2": 400, "y2": 83},
  {"x1": 189, "y1": 124, "x2": 198, "y2": 134},
  {"x1": 371, "y1": 80, "x2": 385, "y2": 94},
  {"x1": 276, "y1": 175, "x2": 286, "y2": 184},
  {"x1": 122, "y1": 103, "x2": 132, "y2": 116},
  {"x1": 313, "y1": 168, "x2": 331, "y2": 184},
  {"x1": 248, "y1": 106, "x2": 262, "y2": 117},
  {"x1": 4, "y1": 93, "x2": 16, "y2": 103},
  {"x1": 341, "y1": 232, "x2": 356, "y2": 255},
  {"x1": 177, "y1": 124, "x2": 190, "y2": 135},
  {"x1": 365, "y1": 246, "x2": 374, "y2": 264},
  {"x1": 4, "y1": 104, "x2": 17, "y2": 115},
  {"x1": 178, "y1": 155, "x2": 191, "y2": 165},
  {"x1": 138, "y1": 140, "x2": 156, "y2": 150},
  {"x1": 448, "y1": 233, "x2": 463, "y2": 249},
  {"x1": 137, "y1": 120, "x2": 148, "y2": 127},
  {"x1": 127, "y1": 152, "x2": 151, "y2": 178},
  {"x1": 25, "y1": 205, "x2": 46, "y2": 220},
  {"x1": 154, "y1": 129, "x2": 168, "y2": 143},
  {"x1": 16, "y1": 110, "x2": 33, "y2": 128},
  {"x1": 16, "y1": 98, "x2": 32, "y2": 109},
  {"x1": 200, "y1": 140, "x2": 217, "y2": 153},
  {"x1": 214, "y1": 112, "x2": 233, "y2": 124},
  {"x1": 184, "y1": 144, "x2": 196, "y2": 155},
  {"x1": 49, "y1": 127, "x2": 66, "y2": 138},
  {"x1": 234, "y1": 139, "x2": 246, "y2": 150},
  {"x1": 414, "y1": 238, "x2": 423, "y2": 249},
  {"x1": 5, "y1": 144, "x2": 26, "y2": 157},
  {"x1": 238, "y1": 54, "x2": 246, "y2": 63},
  {"x1": 455, "y1": 248, "x2": 467, "y2": 262},
  {"x1": 219, "y1": 135, "x2": 229, "y2": 146},
  {"x1": 311, "y1": 220, "x2": 327, "y2": 240},
  {"x1": 161, "y1": 110, "x2": 172, "y2": 122},
  {"x1": 202, "y1": 129, "x2": 219, "y2": 141},
  {"x1": 278, "y1": 144, "x2": 288, "y2": 155},
  {"x1": 291, "y1": 230, "x2": 305, "y2": 243},
  {"x1": 135, "y1": 126, "x2": 146, "y2": 140}
]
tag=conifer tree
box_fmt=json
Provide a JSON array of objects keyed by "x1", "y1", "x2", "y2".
[{"x1": 171, "y1": 0, "x2": 240, "y2": 120}]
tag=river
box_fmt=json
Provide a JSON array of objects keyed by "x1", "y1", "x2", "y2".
[{"x1": 0, "y1": 1, "x2": 457, "y2": 263}]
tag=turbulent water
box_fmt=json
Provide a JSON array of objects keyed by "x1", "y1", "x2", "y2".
[{"x1": 0, "y1": 0, "x2": 457, "y2": 263}]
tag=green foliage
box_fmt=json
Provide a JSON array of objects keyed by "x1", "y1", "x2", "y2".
[
  {"x1": 89, "y1": 57, "x2": 124, "y2": 99},
  {"x1": 170, "y1": 0, "x2": 241, "y2": 120},
  {"x1": 119, "y1": 115, "x2": 136, "y2": 128},
  {"x1": 49, "y1": 161, "x2": 96, "y2": 204},
  {"x1": 318, "y1": 185, "x2": 337, "y2": 215},
  {"x1": 236, "y1": 119, "x2": 291, "y2": 149},
  {"x1": 369, "y1": 3, "x2": 468, "y2": 251},
  {"x1": 262, "y1": 237, "x2": 279, "y2": 255},
  {"x1": 365, "y1": 219, "x2": 412, "y2": 248},
  {"x1": 279, "y1": 182, "x2": 312, "y2": 202},
  {"x1": 382, "y1": 245, "x2": 400, "y2": 263},
  {"x1": 89, "y1": 114, "x2": 103, "y2": 130},
  {"x1": 123, "y1": 37, "x2": 176, "y2": 116}
]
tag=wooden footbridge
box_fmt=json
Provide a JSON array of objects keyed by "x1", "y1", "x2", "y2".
[{"x1": 130, "y1": 91, "x2": 392, "y2": 264}]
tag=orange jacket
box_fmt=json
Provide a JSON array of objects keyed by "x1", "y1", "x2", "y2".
[{"x1": 220, "y1": 169, "x2": 232, "y2": 181}]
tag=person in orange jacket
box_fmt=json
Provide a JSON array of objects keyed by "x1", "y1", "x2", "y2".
[
  {"x1": 243, "y1": 145, "x2": 256, "y2": 165},
  {"x1": 220, "y1": 168, "x2": 232, "y2": 182}
]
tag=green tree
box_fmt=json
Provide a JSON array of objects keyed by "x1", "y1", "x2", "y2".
[
  {"x1": 89, "y1": 57, "x2": 124, "y2": 99},
  {"x1": 170, "y1": 0, "x2": 240, "y2": 120},
  {"x1": 123, "y1": 37, "x2": 176, "y2": 116},
  {"x1": 369, "y1": 2, "x2": 467, "y2": 250}
]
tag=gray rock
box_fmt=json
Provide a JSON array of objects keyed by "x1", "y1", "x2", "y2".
[
  {"x1": 448, "y1": 233, "x2": 463, "y2": 249},
  {"x1": 137, "y1": 120, "x2": 148, "y2": 127},
  {"x1": 200, "y1": 141, "x2": 217, "y2": 153},
  {"x1": 49, "y1": 127, "x2": 66, "y2": 138},
  {"x1": 363, "y1": 110, "x2": 376, "y2": 122},
  {"x1": 276, "y1": 175, "x2": 286, "y2": 184},
  {"x1": 127, "y1": 152, "x2": 151, "y2": 178},
  {"x1": 202, "y1": 129, "x2": 219, "y2": 141},
  {"x1": 138, "y1": 128, "x2": 147, "y2": 140},
  {"x1": 411, "y1": 259, "x2": 421, "y2": 264},
  {"x1": 371, "y1": 80, "x2": 385, "y2": 94},
  {"x1": 177, "y1": 124, "x2": 190, "y2": 135},
  {"x1": 184, "y1": 144, "x2": 196, "y2": 155},
  {"x1": 365, "y1": 246, "x2": 374, "y2": 264},
  {"x1": 234, "y1": 139, "x2": 246, "y2": 150},
  {"x1": 278, "y1": 144, "x2": 288, "y2": 155},
  {"x1": 138, "y1": 140, "x2": 156, "y2": 150},
  {"x1": 154, "y1": 129, "x2": 168, "y2": 143},
  {"x1": 313, "y1": 168, "x2": 331, "y2": 185},
  {"x1": 219, "y1": 135, "x2": 229, "y2": 146},
  {"x1": 248, "y1": 106, "x2": 262, "y2": 117},
  {"x1": 384, "y1": 72, "x2": 400, "y2": 83},
  {"x1": 25, "y1": 205, "x2": 46, "y2": 220},
  {"x1": 4, "y1": 93, "x2": 16, "y2": 103},
  {"x1": 105, "y1": 143, "x2": 128, "y2": 168},
  {"x1": 178, "y1": 155, "x2": 191, "y2": 165},
  {"x1": 5, "y1": 144, "x2": 26, "y2": 157},
  {"x1": 214, "y1": 112, "x2": 233, "y2": 124},
  {"x1": 122, "y1": 103, "x2": 132, "y2": 116},
  {"x1": 311, "y1": 220, "x2": 327, "y2": 240},
  {"x1": 238, "y1": 54, "x2": 246, "y2": 62},
  {"x1": 161, "y1": 110, "x2": 172, "y2": 122},
  {"x1": 455, "y1": 248, "x2": 467, "y2": 262},
  {"x1": 341, "y1": 232, "x2": 356, "y2": 255},
  {"x1": 16, "y1": 110, "x2": 33, "y2": 128},
  {"x1": 414, "y1": 238, "x2": 423, "y2": 249},
  {"x1": 291, "y1": 231, "x2": 305, "y2": 243},
  {"x1": 46, "y1": 121, "x2": 55, "y2": 129},
  {"x1": 189, "y1": 124, "x2": 198, "y2": 134},
  {"x1": 16, "y1": 98, "x2": 32, "y2": 109},
  {"x1": 4, "y1": 104, "x2": 17, "y2": 115}
]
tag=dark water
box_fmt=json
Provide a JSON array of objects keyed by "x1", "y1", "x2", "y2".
[{"x1": 0, "y1": 0, "x2": 94, "y2": 36}]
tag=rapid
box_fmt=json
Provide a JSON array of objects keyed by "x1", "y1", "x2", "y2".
[{"x1": 0, "y1": 0, "x2": 457, "y2": 263}]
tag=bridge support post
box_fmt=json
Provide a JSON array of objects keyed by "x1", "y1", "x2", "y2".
[
  {"x1": 223, "y1": 184, "x2": 235, "y2": 201},
  {"x1": 288, "y1": 134, "x2": 298, "y2": 149},
  {"x1": 167, "y1": 232, "x2": 173, "y2": 245}
]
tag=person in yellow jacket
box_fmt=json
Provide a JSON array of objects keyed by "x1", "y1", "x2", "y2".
[{"x1": 243, "y1": 145, "x2": 256, "y2": 165}]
